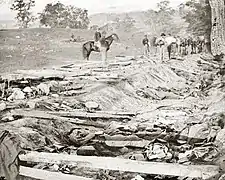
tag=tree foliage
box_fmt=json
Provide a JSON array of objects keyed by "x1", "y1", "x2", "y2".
[
  {"x1": 181, "y1": 0, "x2": 211, "y2": 37},
  {"x1": 120, "y1": 14, "x2": 136, "y2": 32},
  {"x1": 10, "y1": 0, "x2": 35, "y2": 28},
  {"x1": 111, "y1": 14, "x2": 136, "y2": 32},
  {"x1": 145, "y1": 0, "x2": 177, "y2": 34},
  {"x1": 39, "y1": 2, "x2": 90, "y2": 29}
]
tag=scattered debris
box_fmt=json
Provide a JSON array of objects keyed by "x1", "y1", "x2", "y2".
[{"x1": 0, "y1": 54, "x2": 225, "y2": 179}]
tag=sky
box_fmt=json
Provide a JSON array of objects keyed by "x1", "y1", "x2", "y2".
[{"x1": 0, "y1": 0, "x2": 185, "y2": 20}]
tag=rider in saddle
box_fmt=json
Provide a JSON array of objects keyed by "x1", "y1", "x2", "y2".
[
  {"x1": 94, "y1": 28, "x2": 102, "y2": 50},
  {"x1": 99, "y1": 31, "x2": 108, "y2": 64}
]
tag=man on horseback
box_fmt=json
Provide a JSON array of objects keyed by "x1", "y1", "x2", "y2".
[
  {"x1": 94, "y1": 28, "x2": 102, "y2": 50},
  {"x1": 142, "y1": 35, "x2": 150, "y2": 57},
  {"x1": 99, "y1": 31, "x2": 108, "y2": 65}
]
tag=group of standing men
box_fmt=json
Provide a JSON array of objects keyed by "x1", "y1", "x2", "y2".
[{"x1": 142, "y1": 33, "x2": 208, "y2": 62}]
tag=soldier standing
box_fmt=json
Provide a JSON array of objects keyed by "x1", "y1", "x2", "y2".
[
  {"x1": 142, "y1": 35, "x2": 150, "y2": 57},
  {"x1": 155, "y1": 33, "x2": 166, "y2": 62}
]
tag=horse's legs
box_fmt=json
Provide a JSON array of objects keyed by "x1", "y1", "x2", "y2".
[
  {"x1": 167, "y1": 45, "x2": 172, "y2": 60},
  {"x1": 101, "y1": 47, "x2": 107, "y2": 65}
]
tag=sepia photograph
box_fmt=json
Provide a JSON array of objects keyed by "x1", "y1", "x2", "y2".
[{"x1": 0, "y1": 0, "x2": 225, "y2": 179}]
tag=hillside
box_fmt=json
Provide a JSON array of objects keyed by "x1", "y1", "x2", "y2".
[
  {"x1": 89, "y1": 10, "x2": 188, "y2": 36},
  {"x1": 0, "y1": 28, "x2": 140, "y2": 74}
]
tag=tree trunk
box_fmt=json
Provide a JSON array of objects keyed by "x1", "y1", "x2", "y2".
[{"x1": 209, "y1": 0, "x2": 225, "y2": 58}]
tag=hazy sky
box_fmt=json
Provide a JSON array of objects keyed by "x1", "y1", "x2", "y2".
[{"x1": 0, "y1": 0, "x2": 185, "y2": 20}]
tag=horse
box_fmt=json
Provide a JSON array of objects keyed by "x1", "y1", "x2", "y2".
[{"x1": 82, "y1": 33, "x2": 120, "y2": 60}]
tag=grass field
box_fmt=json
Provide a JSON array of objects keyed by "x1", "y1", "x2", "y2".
[{"x1": 0, "y1": 28, "x2": 143, "y2": 74}]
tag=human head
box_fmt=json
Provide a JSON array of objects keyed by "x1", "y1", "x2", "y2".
[{"x1": 161, "y1": 33, "x2": 166, "y2": 37}]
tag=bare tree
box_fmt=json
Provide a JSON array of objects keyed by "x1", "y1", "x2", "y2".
[{"x1": 209, "y1": 0, "x2": 225, "y2": 58}]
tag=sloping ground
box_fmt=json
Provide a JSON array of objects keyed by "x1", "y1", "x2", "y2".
[
  {"x1": 0, "y1": 28, "x2": 137, "y2": 74},
  {"x1": 1, "y1": 52, "x2": 225, "y2": 179}
]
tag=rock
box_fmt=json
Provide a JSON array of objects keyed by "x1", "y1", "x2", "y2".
[
  {"x1": 7, "y1": 88, "x2": 25, "y2": 101},
  {"x1": 85, "y1": 101, "x2": 100, "y2": 111},
  {"x1": 23, "y1": 87, "x2": 33, "y2": 93},
  {"x1": 0, "y1": 102, "x2": 6, "y2": 111},
  {"x1": 77, "y1": 146, "x2": 96, "y2": 156},
  {"x1": 37, "y1": 83, "x2": 50, "y2": 95}
]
